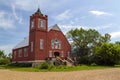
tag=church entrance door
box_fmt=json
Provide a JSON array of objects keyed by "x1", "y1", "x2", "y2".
[{"x1": 54, "y1": 52, "x2": 60, "y2": 57}]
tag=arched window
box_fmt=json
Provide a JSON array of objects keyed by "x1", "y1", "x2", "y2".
[{"x1": 51, "y1": 39, "x2": 61, "y2": 49}]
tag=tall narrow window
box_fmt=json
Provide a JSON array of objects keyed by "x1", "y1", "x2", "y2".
[
  {"x1": 14, "y1": 51, "x2": 16, "y2": 59},
  {"x1": 24, "y1": 48, "x2": 28, "y2": 57},
  {"x1": 18, "y1": 49, "x2": 22, "y2": 57},
  {"x1": 51, "y1": 40, "x2": 54, "y2": 49},
  {"x1": 31, "y1": 20, "x2": 34, "y2": 28},
  {"x1": 68, "y1": 52, "x2": 70, "y2": 57},
  {"x1": 31, "y1": 42, "x2": 33, "y2": 52},
  {"x1": 49, "y1": 51, "x2": 52, "y2": 57},
  {"x1": 39, "y1": 20, "x2": 45, "y2": 28},
  {"x1": 40, "y1": 39, "x2": 44, "y2": 49},
  {"x1": 59, "y1": 41, "x2": 61, "y2": 49},
  {"x1": 61, "y1": 51, "x2": 64, "y2": 57}
]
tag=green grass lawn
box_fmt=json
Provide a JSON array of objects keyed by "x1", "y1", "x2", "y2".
[{"x1": 0, "y1": 64, "x2": 120, "y2": 72}]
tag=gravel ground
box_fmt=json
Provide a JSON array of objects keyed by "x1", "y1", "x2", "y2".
[{"x1": 0, "y1": 68, "x2": 120, "y2": 80}]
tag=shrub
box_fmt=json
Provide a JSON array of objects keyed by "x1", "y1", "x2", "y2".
[
  {"x1": 94, "y1": 43, "x2": 120, "y2": 66},
  {"x1": 0, "y1": 58, "x2": 10, "y2": 65},
  {"x1": 39, "y1": 62, "x2": 49, "y2": 69},
  {"x1": 9, "y1": 63, "x2": 32, "y2": 67},
  {"x1": 79, "y1": 56, "x2": 94, "y2": 65}
]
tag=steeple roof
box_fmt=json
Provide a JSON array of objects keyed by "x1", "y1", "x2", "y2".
[{"x1": 36, "y1": 8, "x2": 42, "y2": 15}]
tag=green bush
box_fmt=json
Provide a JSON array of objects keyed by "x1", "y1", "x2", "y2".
[
  {"x1": 79, "y1": 56, "x2": 94, "y2": 65},
  {"x1": 0, "y1": 58, "x2": 10, "y2": 65},
  {"x1": 94, "y1": 43, "x2": 120, "y2": 66},
  {"x1": 9, "y1": 63, "x2": 32, "y2": 67},
  {"x1": 39, "y1": 62, "x2": 49, "y2": 69}
]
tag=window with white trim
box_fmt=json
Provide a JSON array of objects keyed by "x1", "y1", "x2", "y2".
[
  {"x1": 51, "y1": 39, "x2": 61, "y2": 49},
  {"x1": 39, "y1": 20, "x2": 45, "y2": 28},
  {"x1": 49, "y1": 51, "x2": 52, "y2": 57},
  {"x1": 59, "y1": 43, "x2": 61, "y2": 49},
  {"x1": 24, "y1": 48, "x2": 28, "y2": 57},
  {"x1": 14, "y1": 51, "x2": 16, "y2": 59},
  {"x1": 18, "y1": 49, "x2": 22, "y2": 57},
  {"x1": 61, "y1": 51, "x2": 64, "y2": 57},
  {"x1": 68, "y1": 51, "x2": 70, "y2": 57},
  {"x1": 31, "y1": 42, "x2": 33, "y2": 52},
  {"x1": 40, "y1": 39, "x2": 44, "y2": 49},
  {"x1": 51, "y1": 40, "x2": 54, "y2": 49},
  {"x1": 31, "y1": 20, "x2": 34, "y2": 28}
]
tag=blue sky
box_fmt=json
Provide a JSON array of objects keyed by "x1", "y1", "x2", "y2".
[{"x1": 0, "y1": 0, "x2": 120, "y2": 54}]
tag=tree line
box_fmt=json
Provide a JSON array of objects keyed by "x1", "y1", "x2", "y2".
[
  {"x1": 0, "y1": 50, "x2": 11, "y2": 65},
  {"x1": 67, "y1": 28, "x2": 120, "y2": 66}
]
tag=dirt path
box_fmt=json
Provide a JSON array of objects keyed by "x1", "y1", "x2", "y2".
[{"x1": 0, "y1": 68, "x2": 120, "y2": 80}]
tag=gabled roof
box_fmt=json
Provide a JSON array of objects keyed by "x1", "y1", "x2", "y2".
[
  {"x1": 13, "y1": 24, "x2": 62, "y2": 49},
  {"x1": 13, "y1": 37, "x2": 29, "y2": 49},
  {"x1": 49, "y1": 24, "x2": 61, "y2": 31}
]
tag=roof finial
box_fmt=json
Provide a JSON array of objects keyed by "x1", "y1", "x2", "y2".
[{"x1": 36, "y1": 4, "x2": 42, "y2": 15}]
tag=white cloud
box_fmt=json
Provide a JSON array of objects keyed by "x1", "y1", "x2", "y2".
[
  {"x1": 12, "y1": 0, "x2": 37, "y2": 11},
  {"x1": 58, "y1": 24, "x2": 87, "y2": 34},
  {"x1": 53, "y1": 10, "x2": 72, "y2": 21},
  {"x1": 93, "y1": 24, "x2": 114, "y2": 30},
  {"x1": 110, "y1": 31, "x2": 120, "y2": 39},
  {"x1": 58, "y1": 23, "x2": 113, "y2": 34},
  {"x1": 89, "y1": 10, "x2": 112, "y2": 16},
  {"x1": 1, "y1": 0, "x2": 71, "y2": 14},
  {"x1": 0, "y1": 44, "x2": 15, "y2": 54},
  {"x1": 12, "y1": 4, "x2": 22, "y2": 24},
  {"x1": 0, "y1": 11, "x2": 14, "y2": 29}
]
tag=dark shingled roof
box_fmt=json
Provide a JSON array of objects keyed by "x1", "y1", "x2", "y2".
[{"x1": 36, "y1": 8, "x2": 42, "y2": 15}]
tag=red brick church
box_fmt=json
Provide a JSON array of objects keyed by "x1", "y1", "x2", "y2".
[{"x1": 12, "y1": 8, "x2": 71, "y2": 65}]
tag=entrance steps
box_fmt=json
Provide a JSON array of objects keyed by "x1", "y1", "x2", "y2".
[{"x1": 47, "y1": 57, "x2": 75, "y2": 66}]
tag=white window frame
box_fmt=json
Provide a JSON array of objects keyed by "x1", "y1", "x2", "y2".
[
  {"x1": 40, "y1": 39, "x2": 44, "y2": 49},
  {"x1": 55, "y1": 43, "x2": 58, "y2": 49},
  {"x1": 14, "y1": 51, "x2": 16, "y2": 59},
  {"x1": 61, "y1": 51, "x2": 64, "y2": 57},
  {"x1": 59, "y1": 41, "x2": 61, "y2": 49},
  {"x1": 24, "y1": 48, "x2": 28, "y2": 57},
  {"x1": 68, "y1": 51, "x2": 70, "y2": 57},
  {"x1": 51, "y1": 40, "x2": 54, "y2": 49},
  {"x1": 49, "y1": 51, "x2": 52, "y2": 57},
  {"x1": 39, "y1": 19, "x2": 45, "y2": 28},
  {"x1": 31, "y1": 20, "x2": 34, "y2": 28},
  {"x1": 18, "y1": 49, "x2": 22, "y2": 57},
  {"x1": 53, "y1": 39, "x2": 61, "y2": 49},
  {"x1": 31, "y1": 42, "x2": 33, "y2": 52}
]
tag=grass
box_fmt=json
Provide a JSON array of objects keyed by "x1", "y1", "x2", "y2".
[{"x1": 0, "y1": 64, "x2": 120, "y2": 72}]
